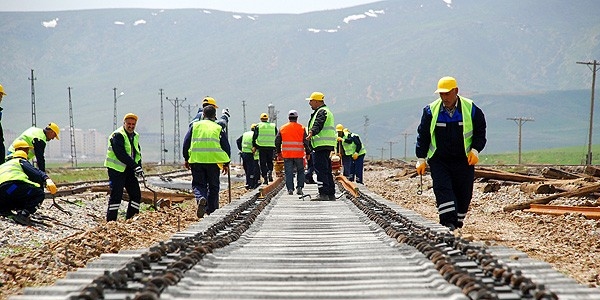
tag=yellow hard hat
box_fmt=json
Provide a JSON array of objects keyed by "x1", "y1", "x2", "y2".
[
  {"x1": 12, "y1": 140, "x2": 32, "y2": 150},
  {"x1": 12, "y1": 150, "x2": 28, "y2": 160},
  {"x1": 47, "y1": 123, "x2": 60, "y2": 140},
  {"x1": 260, "y1": 113, "x2": 268, "y2": 120},
  {"x1": 306, "y1": 92, "x2": 324, "y2": 101},
  {"x1": 250, "y1": 123, "x2": 257, "y2": 129},
  {"x1": 123, "y1": 113, "x2": 138, "y2": 121},
  {"x1": 434, "y1": 76, "x2": 458, "y2": 93},
  {"x1": 336, "y1": 124, "x2": 344, "y2": 132},
  {"x1": 0, "y1": 84, "x2": 6, "y2": 96},
  {"x1": 202, "y1": 96, "x2": 218, "y2": 108}
]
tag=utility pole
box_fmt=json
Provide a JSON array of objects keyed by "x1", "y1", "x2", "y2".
[
  {"x1": 167, "y1": 97, "x2": 186, "y2": 163},
  {"x1": 577, "y1": 60, "x2": 599, "y2": 165},
  {"x1": 387, "y1": 141, "x2": 398, "y2": 160},
  {"x1": 182, "y1": 104, "x2": 198, "y2": 123},
  {"x1": 400, "y1": 132, "x2": 414, "y2": 160},
  {"x1": 29, "y1": 69, "x2": 37, "y2": 127},
  {"x1": 377, "y1": 147, "x2": 386, "y2": 161},
  {"x1": 67, "y1": 87, "x2": 77, "y2": 167},
  {"x1": 159, "y1": 89, "x2": 166, "y2": 165},
  {"x1": 242, "y1": 100, "x2": 247, "y2": 131},
  {"x1": 363, "y1": 115, "x2": 369, "y2": 149},
  {"x1": 112, "y1": 88, "x2": 124, "y2": 131},
  {"x1": 507, "y1": 117, "x2": 534, "y2": 165}
]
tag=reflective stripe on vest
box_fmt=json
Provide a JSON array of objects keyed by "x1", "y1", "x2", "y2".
[
  {"x1": 343, "y1": 133, "x2": 366, "y2": 156},
  {"x1": 8, "y1": 127, "x2": 46, "y2": 160},
  {"x1": 427, "y1": 97, "x2": 474, "y2": 159},
  {"x1": 0, "y1": 158, "x2": 40, "y2": 187},
  {"x1": 241, "y1": 131, "x2": 254, "y2": 153},
  {"x1": 256, "y1": 122, "x2": 276, "y2": 147},
  {"x1": 104, "y1": 127, "x2": 141, "y2": 172},
  {"x1": 308, "y1": 106, "x2": 336, "y2": 148},
  {"x1": 189, "y1": 120, "x2": 229, "y2": 163},
  {"x1": 280, "y1": 122, "x2": 305, "y2": 159}
]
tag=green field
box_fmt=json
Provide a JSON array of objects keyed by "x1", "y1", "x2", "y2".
[{"x1": 480, "y1": 145, "x2": 598, "y2": 165}]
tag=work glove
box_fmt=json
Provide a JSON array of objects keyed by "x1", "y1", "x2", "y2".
[
  {"x1": 135, "y1": 166, "x2": 144, "y2": 177},
  {"x1": 337, "y1": 137, "x2": 343, "y2": 142},
  {"x1": 416, "y1": 158, "x2": 427, "y2": 175},
  {"x1": 222, "y1": 163, "x2": 230, "y2": 175},
  {"x1": 352, "y1": 152, "x2": 359, "y2": 160},
  {"x1": 252, "y1": 147, "x2": 257, "y2": 154},
  {"x1": 467, "y1": 149, "x2": 479, "y2": 165},
  {"x1": 45, "y1": 178, "x2": 57, "y2": 194},
  {"x1": 222, "y1": 108, "x2": 230, "y2": 118}
]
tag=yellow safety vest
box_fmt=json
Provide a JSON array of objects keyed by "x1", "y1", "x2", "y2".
[
  {"x1": 188, "y1": 120, "x2": 230, "y2": 163},
  {"x1": 427, "y1": 97, "x2": 474, "y2": 159},
  {"x1": 0, "y1": 158, "x2": 39, "y2": 187},
  {"x1": 104, "y1": 127, "x2": 141, "y2": 172},
  {"x1": 308, "y1": 106, "x2": 336, "y2": 148}
]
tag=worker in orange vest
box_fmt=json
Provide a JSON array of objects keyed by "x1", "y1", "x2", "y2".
[{"x1": 275, "y1": 110, "x2": 311, "y2": 195}]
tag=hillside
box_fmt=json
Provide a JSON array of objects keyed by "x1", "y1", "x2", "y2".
[{"x1": 0, "y1": 0, "x2": 599, "y2": 160}]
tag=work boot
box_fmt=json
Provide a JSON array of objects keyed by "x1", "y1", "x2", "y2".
[
  {"x1": 12, "y1": 210, "x2": 32, "y2": 226},
  {"x1": 296, "y1": 187, "x2": 303, "y2": 195},
  {"x1": 312, "y1": 194, "x2": 331, "y2": 201},
  {"x1": 305, "y1": 176, "x2": 316, "y2": 184},
  {"x1": 328, "y1": 194, "x2": 336, "y2": 201},
  {"x1": 288, "y1": 189, "x2": 294, "y2": 195},
  {"x1": 196, "y1": 197, "x2": 207, "y2": 218},
  {"x1": 263, "y1": 179, "x2": 269, "y2": 185}
]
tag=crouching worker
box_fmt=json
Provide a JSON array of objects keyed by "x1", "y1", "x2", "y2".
[{"x1": 0, "y1": 150, "x2": 57, "y2": 225}]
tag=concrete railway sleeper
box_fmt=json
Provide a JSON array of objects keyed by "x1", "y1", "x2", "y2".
[{"x1": 10, "y1": 179, "x2": 600, "y2": 300}]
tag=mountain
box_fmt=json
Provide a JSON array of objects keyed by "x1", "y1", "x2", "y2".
[{"x1": 0, "y1": 0, "x2": 599, "y2": 161}]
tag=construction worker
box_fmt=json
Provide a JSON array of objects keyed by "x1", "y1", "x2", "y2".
[
  {"x1": 335, "y1": 124, "x2": 352, "y2": 178},
  {"x1": 415, "y1": 76, "x2": 487, "y2": 231},
  {"x1": 183, "y1": 105, "x2": 230, "y2": 218},
  {"x1": 236, "y1": 123, "x2": 259, "y2": 189},
  {"x1": 275, "y1": 110, "x2": 310, "y2": 195},
  {"x1": 5, "y1": 140, "x2": 33, "y2": 161},
  {"x1": 341, "y1": 127, "x2": 366, "y2": 183},
  {"x1": 0, "y1": 83, "x2": 6, "y2": 164},
  {"x1": 104, "y1": 113, "x2": 144, "y2": 222},
  {"x1": 7, "y1": 123, "x2": 60, "y2": 172},
  {"x1": 306, "y1": 91, "x2": 337, "y2": 201},
  {"x1": 0, "y1": 150, "x2": 57, "y2": 226},
  {"x1": 252, "y1": 112, "x2": 277, "y2": 185},
  {"x1": 190, "y1": 96, "x2": 230, "y2": 133}
]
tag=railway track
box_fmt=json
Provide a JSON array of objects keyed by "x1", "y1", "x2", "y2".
[{"x1": 10, "y1": 177, "x2": 600, "y2": 300}]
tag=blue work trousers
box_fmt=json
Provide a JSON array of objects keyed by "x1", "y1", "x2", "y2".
[
  {"x1": 241, "y1": 152, "x2": 256, "y2": 188},
  {"x1": 428, "y1": 156, "x2": 474, "y2": 228},
  {"x1": 190, "y1": 163, "x2": 221, "y2": 215},
  {"x1": 0, "y1": 181, "x2": 45, "y2": 214},
  {"x1": 107, "y1": 167, "x2": 141, "y2": 221},
  {"x1": 284, "y1": 158, "x2": 305, "y2": 192}
]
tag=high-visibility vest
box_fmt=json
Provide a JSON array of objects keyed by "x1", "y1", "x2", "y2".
[
  {"x1": 256, "y1": 122, "x2": 276, "y2": 147},
  {"x1": 343, "y1": 132, "x2": 367, "y2": 156},
  {"x1": 241, "y1": 131, "x2": 254, "y2": 153},
  {"x1": 308, "y1": 106, "x2": 336, "y2": 148},
  {"x1": 427, "y1": 97, "x2": 474, "y2": 159},
  {"x1": 279, "y1": 122, "x2": 305, "y2": 159},
  {"x1": 8, "y1": 127, "x2": 46, "y2": 160},
  {"x1": 104, "y1": 127, "x2": 141, "y2": 172},
  {"x1": 188, "y1": 120, "x2": 229, "y2": 164},
  {"x1": 0, "y1": 158, "x2": 39, "y2": 187}
]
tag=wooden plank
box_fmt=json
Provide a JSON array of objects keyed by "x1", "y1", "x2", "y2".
[
  {"x1": 504, "y1": 182, "x2": 600, "y2": 212},
  {"x1": 525, "y1": 204, "x2": 600, "y2": 219}
]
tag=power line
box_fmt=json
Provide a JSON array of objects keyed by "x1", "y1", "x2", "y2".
[
  {"x1": 507, "y1": 117, "x2": 534, "y2": 165},
  {"x1": 29, "y1": 69, "x2": 37, "y2": 127},
  {"x1": 167, "y1": 97, "x2": 186, "y2": 163},
  {"x1": 387, "y1": 141, "x2": 398, "y2": 160},
  {"x1": 400, "y1": 132, "x2": 414, "y2": 160},
  {"x1": 576, "y1": 59, "x2": 599, "y2": 165},
  {"x1": 159, "y1": 89, "x2": 166, "y2": 165},
  {"x1": 67, "y1": 87, "x2": 77, "y2": 167}
]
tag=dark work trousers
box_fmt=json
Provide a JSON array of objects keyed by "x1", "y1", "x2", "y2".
[
  {"x1": 341, "y1": 155, "x2": 353, "y2": 179},
  {"x1": 0, "y1": 181, "x2": 45, "y2": 214},
  {"x1": 428, "y1": 156, "x2": 474, "y2": 228},
  {"x1": 253, "y1": 158, "x2": 260, "y2": 188},
  {"x1": 313, "y1": 149, "x2": 335, "y2": 196},
  {"x1": 305, "y1": 151, "x2": 315, "y2": 179},
  {"x1": 106, "y1": 167, "x2": 141, "y2": 221},
  {"x1": 283, "y1": 158, "x2": 305, "y2": 192},
  {"x1": 190, "y1": 163, "x2": 221, "y2": 215},
  {"x1": 241, "y1": 152, "x2": 256, "y2": 188},
  {"x1": 258, "y1": 148, "x2": 274, "y2": 181},
  {"x1": 353, "y1": 154, "x2": 365, "y2": 184}
]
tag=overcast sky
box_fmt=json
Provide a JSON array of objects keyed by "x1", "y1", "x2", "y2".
[{"x1": 0, "y1": 0, "x2": 382, "y2": 14}]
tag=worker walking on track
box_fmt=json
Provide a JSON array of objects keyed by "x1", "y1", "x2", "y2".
[
  {"x1": 252, "y1": 113, "x2": 277, "y2": 185},
  {"x1": 0, "y1": 150, "x2": 57, "y2": 226},
  {"x1": 183, "y1": 105, "x2": 231, "y2": 218},
  {"x1": 415, "y1": 76, "x2": 487, "y2": 231},
  {"x1": 0, "y1": 84, "x2": 6, "y2": 164},
  {"x1": 306, "y1": 91, "x2": 337, "y2": 201},
  {"x1": 104, "y1": 113, "x2": 144, "y2": 222},
  {"x1": 275, "y1": 110, "x2": 310, "y2": 195},
  {"x1": 7, "y1": 122, "x2": 60, "y2": 172},
  {"x1": 236, "y1": 123, "x2": 260, "y2": 189}
]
